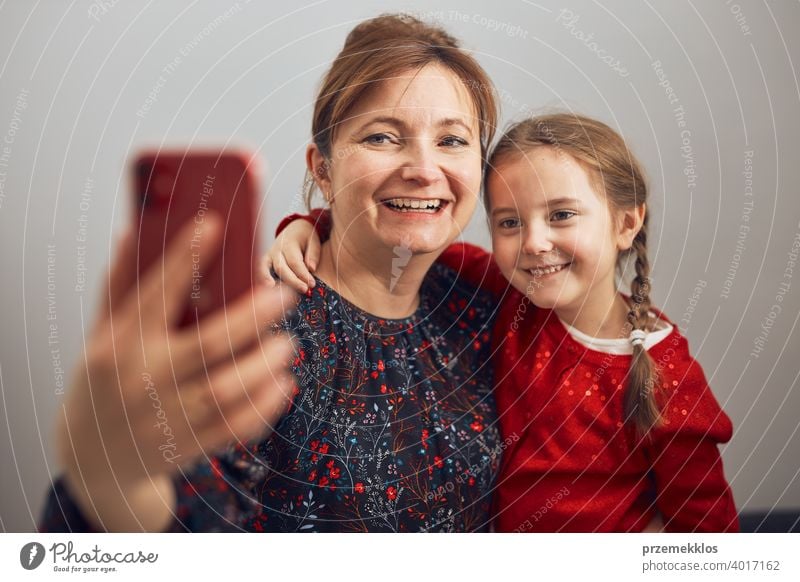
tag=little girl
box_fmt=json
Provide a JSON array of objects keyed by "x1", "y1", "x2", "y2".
[{"x1": 267, "y1": 113, "x2": 739, "y2": 532}]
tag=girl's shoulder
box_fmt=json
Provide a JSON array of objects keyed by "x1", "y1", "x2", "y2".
[
  {"x1": 645, "y1": 307, "x2": 694, "y2": 365},
  {"x1": 640, "y1": 308, "x2": 711, "y2": 385},
  {"x1": 645, "y1": 309, "x2": 731, "y2": 434}
]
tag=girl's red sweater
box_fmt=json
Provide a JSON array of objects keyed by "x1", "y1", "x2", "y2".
[{"x1": 439, "y1": 242, "x2": 739, "y2": 532}]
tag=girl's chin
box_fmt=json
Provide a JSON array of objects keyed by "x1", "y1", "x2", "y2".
[{"x1": 512, "y1": 275, "x2": 571, "y2": 309}]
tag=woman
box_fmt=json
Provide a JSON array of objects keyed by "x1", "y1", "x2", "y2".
[{"x1": 40, "y1": 14, "x2": 502, "y2": 532}]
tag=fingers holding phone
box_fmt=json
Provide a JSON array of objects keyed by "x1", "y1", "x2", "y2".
[{"x1": 56, "y1": 149, "x2": 299, "y2": 531}]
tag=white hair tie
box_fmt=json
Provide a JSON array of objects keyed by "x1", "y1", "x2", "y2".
[{"x1": 629, "y1": 329, "x2": 647, "y2": 347}]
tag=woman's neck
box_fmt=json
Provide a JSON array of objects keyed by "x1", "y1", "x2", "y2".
[{"x1": 313, "y1": 236, "x2": 438, "y2": 320}]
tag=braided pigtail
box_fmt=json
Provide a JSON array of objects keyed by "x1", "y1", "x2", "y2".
[{"x1": 624, "y1": 227, "x2": 661, "y2": 436}]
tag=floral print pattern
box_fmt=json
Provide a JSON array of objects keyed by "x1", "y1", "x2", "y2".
[{"x1": 40, "y1": 263, "x2": 500, "y2": 532}]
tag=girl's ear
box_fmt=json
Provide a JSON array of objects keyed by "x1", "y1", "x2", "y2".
[
  {"x1": 616, "y1": 203, "x2": 646, "y2": 251},
  {"x1": 306, "y1": 144, "x2": 333, "y2": 203}
]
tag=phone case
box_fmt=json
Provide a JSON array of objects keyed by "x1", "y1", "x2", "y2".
[{"x1": 131, "y1": 148, "x2": 261, "y2": 328}]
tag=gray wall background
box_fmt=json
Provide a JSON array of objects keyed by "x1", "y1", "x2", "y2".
[{"x1": 1, "y1": 0, "x2": 798, "y2": 531}]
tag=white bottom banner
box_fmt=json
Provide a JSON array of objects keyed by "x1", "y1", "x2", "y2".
[{"x1": 1, "y1": 533, "x2": 798, "y2": 581}]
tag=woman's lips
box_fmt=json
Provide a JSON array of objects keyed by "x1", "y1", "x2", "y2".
[{"x1": 380, "y1": 198, "x2": 449, "y2": 214}]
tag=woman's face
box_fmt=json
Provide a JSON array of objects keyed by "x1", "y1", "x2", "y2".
[{"x1": 314, "y1": 63, "x2": 482, "y2": 258}]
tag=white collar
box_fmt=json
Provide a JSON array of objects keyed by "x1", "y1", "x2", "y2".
[{"x1": 560, "y1": 313, "x2": 673, "y2": 355}]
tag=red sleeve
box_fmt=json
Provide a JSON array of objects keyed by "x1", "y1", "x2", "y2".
[
  {"x1": 275, "y1": 208, "x2": 331, "y2": 242},
  {"x1": 274, "y1": 216, "x2": 508, "y2": 300},
  {"x1": 437, "y1": 242, "x2": 508, "y2": 300},
  {"x1": 645, "y1": 355, "x2": 739, "y2": 532}
]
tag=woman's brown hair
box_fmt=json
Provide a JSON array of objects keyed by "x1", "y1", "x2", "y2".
[
  {"x1": 304, "y1": 13, "x2": 498, "y2": 208},
  {"x1": 489, "y1": 113, "x2": 659, "y2": 436}
]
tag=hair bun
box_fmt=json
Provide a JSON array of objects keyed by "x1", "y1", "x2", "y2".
[{"x1": 344, "y1": 13, "x2": 460, "y2": 51}]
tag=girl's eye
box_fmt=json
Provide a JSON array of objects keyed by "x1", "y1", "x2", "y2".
[
  {"x1": 498, "y1": 217, "x2": 521, "y2": 229},
  {"x1": 550, "y1": 210, "x2": 576, "y2": 222},
  {"x1": 440, "y1": 135, "x2": 468, "y2": 147}
]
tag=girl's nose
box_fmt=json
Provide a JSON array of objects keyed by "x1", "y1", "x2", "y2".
[
  {"x1": 521, "y1": 226, "x2": 554, "y2": 255},
  {"x1": 399, "y1": 142, "x2": 444, "y2": 186}
]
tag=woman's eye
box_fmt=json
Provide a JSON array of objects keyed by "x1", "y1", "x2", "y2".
[
  {"x1": 551, "y1": 210, "x2": 576, "y2": 222},
  {"x1": 440, "y1": 135, "x2": 468, "y2": 147},
  {"x1": 363, "y1": 133, "x2": 396, "y2": 145},
  {"x1": 498, "y1": 218, "x2": 521, "y2": 229}
]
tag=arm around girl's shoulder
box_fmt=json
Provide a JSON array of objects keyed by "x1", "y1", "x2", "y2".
[{"x1": 437, "y1": 242, "x2": 509, "y2": 300}]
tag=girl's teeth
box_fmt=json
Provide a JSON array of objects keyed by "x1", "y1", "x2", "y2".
[{"x1": 530, "y1": 264, "x2": 567, "y2": 276}]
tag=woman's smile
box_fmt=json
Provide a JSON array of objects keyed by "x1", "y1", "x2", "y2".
[{"x1": 381, "y1": 197, "x2": 448, "y2": 213}]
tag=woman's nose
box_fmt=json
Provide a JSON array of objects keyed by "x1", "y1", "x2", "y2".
[
  {"x1": 399, "y1": 142, "x2": 444, "y2": 186},
  {"x1": 521, "y1": 226, "x2": 554, "y2": 255}
]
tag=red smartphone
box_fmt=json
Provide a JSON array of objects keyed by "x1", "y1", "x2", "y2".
[{"x1": 130, "y1": 148, "x2": 262, "y2": 328}]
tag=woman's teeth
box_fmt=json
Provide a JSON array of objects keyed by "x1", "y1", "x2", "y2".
[
  {"x1": 384, "y1": 198, "x2": 443, "y2": 213},
  {"x1": 529, "y1": 263, "x2": 568, "y2": 277}
]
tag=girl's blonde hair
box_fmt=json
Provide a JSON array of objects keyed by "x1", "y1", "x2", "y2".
[
  {"x1": 304, "y1": 13, "x2": 498, "y2": 208},
  {"x1": 488, "y1": 113, "x2": 660, "y2": 436}
]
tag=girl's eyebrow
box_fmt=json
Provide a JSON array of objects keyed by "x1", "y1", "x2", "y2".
[
  {"x1": 491, "y1": 206, "x2": 518, "y2": 217},
  {"x1": 538, "y1": 197, "x2": 581, "y2": 208}
]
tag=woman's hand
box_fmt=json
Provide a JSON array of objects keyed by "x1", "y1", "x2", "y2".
[
  {"x1": 642, "y1": 513, "x2": 665, "y2": 532},
  {"x1": 57, "y1": 216, "x2": 297, "y2": 531},
  {"x1": 260, "y1": 218, "x2": 320, "y2": 293}
]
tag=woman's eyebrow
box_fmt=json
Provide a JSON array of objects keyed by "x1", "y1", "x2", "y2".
[
  {"x1": 354, "y1": 116, "x2": 475, "y2": 135},
  {"x1": 356, "y1": 116, "x2": 405, "y2": 132},
  {"x1": 438, "y1": 117, "x2": 475, "y2": 136}
]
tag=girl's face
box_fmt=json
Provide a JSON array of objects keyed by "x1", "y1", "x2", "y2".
[
  {"x1": 309, "y1": 63, "x2": 482, "y2": 259},
  {"x1": 488, "y1": 146, "x2": 638, "y2": 325}
]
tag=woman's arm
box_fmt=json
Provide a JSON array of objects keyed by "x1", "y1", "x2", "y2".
[
  {"x1": 436, "y1": 242, "x2": 508, "y2": 300},
  {"x1": 40, "y1": 217, "x2": 297, "y2": 532},
  {"x1": 265, "y1": 210, "x2": 509, "y2": 299}
]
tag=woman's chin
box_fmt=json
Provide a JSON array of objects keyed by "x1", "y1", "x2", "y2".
[
  {"x1": 381, "y1": 233, "x2": 453, "y2": 256},
  {"x1": 376, "y1": 227, "x2": 457, "y2": 257}
]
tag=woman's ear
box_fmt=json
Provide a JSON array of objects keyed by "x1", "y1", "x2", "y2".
[
  {"x1": 616, "y1": 203, "x2": 646, "y2": 251},
  {"x1": 306, "y1": 144, "x2": 333, "y2": 203}
]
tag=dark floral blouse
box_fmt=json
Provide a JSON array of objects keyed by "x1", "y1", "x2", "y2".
[{"x1": 40, "y1": 263, "x2": 501, "y2": 532}]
